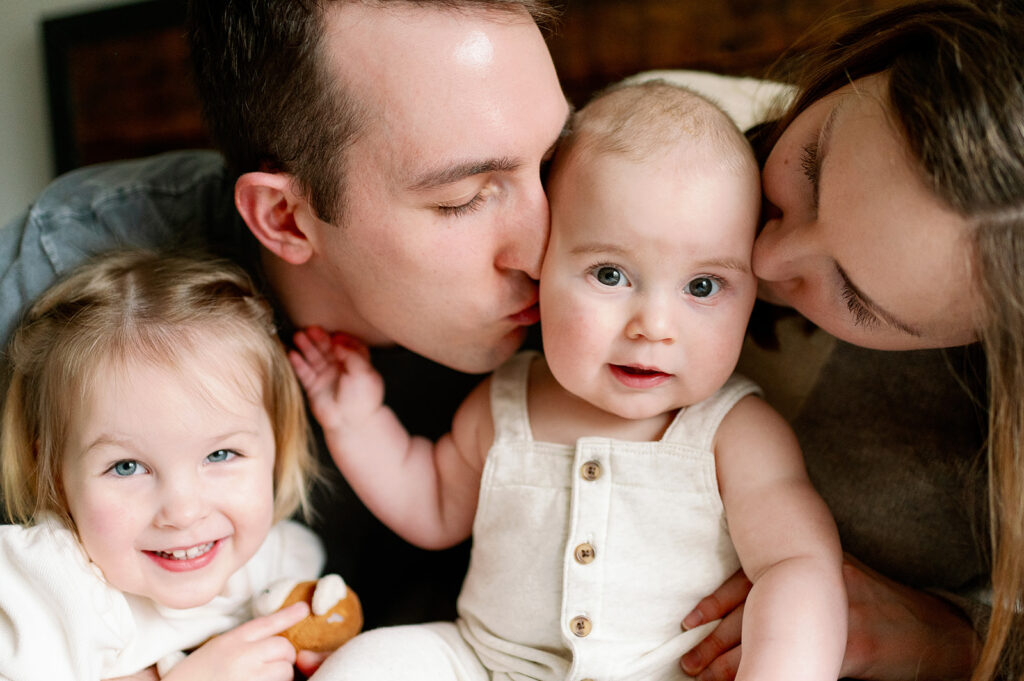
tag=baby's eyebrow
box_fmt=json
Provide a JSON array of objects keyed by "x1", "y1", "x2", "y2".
[
  {"x1": 569, "y1": 242, "x2": 630, "y2": 257},
  {"x1": 407, "y1": 157, "x2": 520, "y2": 191},
  {"x1": 696, "y1": 257, "x2": 750, "y2": 273}
]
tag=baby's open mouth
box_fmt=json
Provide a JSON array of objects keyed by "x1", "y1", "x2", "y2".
[{"x1": 614, "y1": 364, "x2": 668, "y2": 377}]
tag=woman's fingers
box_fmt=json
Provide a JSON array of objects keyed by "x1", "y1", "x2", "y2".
[
  {"x1": 682, "y1": 569, "x2": 752, "y2": 630},
  {"x1": 680, "y1": 602, "x2": 744, "y2": 677}
]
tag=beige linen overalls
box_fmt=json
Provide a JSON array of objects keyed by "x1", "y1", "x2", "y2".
[{"x1": 314, "y1": 351, "x2": 760, "y2": 681}]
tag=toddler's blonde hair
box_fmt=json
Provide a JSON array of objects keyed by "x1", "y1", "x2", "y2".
[{"x1": 1, "y1": 250, "x2": 316, "y2": 529}]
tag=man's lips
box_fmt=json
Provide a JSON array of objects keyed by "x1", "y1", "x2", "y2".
[
  {"x1": 609, "y1": 363, "x2": 672, "y2": 388},
  {"x1": 508, "y1": 301, "x2": 540, "y2": 326}
]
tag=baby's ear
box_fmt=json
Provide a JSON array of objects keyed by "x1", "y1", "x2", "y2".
[{"x1": 234, "y1": 172, "x2": 315, "y2": 265}]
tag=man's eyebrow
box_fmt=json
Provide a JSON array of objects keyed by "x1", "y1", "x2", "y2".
[
  {"x1": 836, "y1": 263, "x2": 923, "y2": 337},
  {"x1": 408, "y1": 104, "x2": 573, "y2": 192},
  {"x1": 408, "y1": 157, "x2": 521, "y2": 191}
]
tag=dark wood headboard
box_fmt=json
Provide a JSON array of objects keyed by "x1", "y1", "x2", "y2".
[{"x1": 43, "y1": 0, "x2": 913, "y2": 175}]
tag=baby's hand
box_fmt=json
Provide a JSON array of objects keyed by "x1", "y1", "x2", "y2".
[
  {"x1": 160, "y1": 602, "x2": 308, "y2": 681},
  {"x1": 289, "y1": 326, "x2": 383, "y2": 433}
]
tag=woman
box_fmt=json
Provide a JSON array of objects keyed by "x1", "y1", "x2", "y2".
[{"x1": 678, "y1": 2, "x2": 1023, "y2": 680}]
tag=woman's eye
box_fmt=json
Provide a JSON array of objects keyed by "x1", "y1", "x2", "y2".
[
  {"x1": 800, "y1": 141, "x2": 821, "y2": 210},
  {"x1": 591, "y1": 265, "x2": 629, "y2": 287},
  {"x1": 800, "y1": 141, "x2": 820, "y2": 185},
  {"x1": 206, "y1": 449, "x2": 238, "y2": 464},
  {"x1": 685, "y1": 276, "x2": 721, "y2": 298},
  {"x1": 110, "y1": 460, "x2": 143, "y2": 477}
]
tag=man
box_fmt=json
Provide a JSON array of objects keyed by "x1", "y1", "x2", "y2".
[{"x1": 0, "y1": 0, "x2": 569, "y2": 628}]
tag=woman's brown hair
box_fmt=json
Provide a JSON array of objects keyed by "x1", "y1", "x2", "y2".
[{"x1": 755, "y1": 2, "x2": 1024, "y2": 677}]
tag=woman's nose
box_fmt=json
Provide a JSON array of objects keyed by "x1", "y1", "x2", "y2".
[{"x1": 752, "y1": 214, "x2": 815, "y2": 285}]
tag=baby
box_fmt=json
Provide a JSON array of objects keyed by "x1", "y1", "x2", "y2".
[
  {"x1": 0, "y1": 251, "x2": 350, "y2": 681},
  {"x1": 292, "y1": 80, "x2": 847, "y2": 681}
]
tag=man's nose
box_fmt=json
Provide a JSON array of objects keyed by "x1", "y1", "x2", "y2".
[{"x1": 495, "y1": 179, "x2": 549, "y2": 280}]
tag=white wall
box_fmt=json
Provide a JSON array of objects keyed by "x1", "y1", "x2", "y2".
[{"x1": 0, "y1": 0, "x2": 135, "y2": 225}]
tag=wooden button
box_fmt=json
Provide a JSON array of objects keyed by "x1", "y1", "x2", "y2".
[
  {"x1": 580, "y1": 460, "x2": 602, "y2": 481},
  {"x1": 569, "y1": 615, "x2": 592, "y2": 637},
  {"x1": 574, "y1": 543, "x2": 596, "y2": 564}
]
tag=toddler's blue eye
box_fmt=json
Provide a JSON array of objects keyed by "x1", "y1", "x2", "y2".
[
  {"x1": 593, "y1": 266, "x2": 628, "y2": 287},
  {"x1": 207, "y1": 449, "x2": 237, "y2": 463},
  {"x1": 112, "y1": 460, "x2": 139, "y2": 476},
  {"x1": 686, "y1": 277, "x2": 720, "y2": 298}
]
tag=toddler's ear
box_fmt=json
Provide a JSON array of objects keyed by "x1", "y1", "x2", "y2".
[{"x1": 234, "y1": 172, "x2": 315, "y2": 265}]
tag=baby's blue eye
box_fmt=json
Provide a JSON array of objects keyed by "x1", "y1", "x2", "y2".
[
  {"x1": 206, "y1": 449, "x2": 237, "y2": 463},
  {"x1": 685, "y1": 277, "x2": 721, "y2": 298},
  {"x1": 593, "y1": 265, "x2": 628, "y2": 287},
  {"x1": 112, "y1": 460, "x2": 140, "y2": 476}
]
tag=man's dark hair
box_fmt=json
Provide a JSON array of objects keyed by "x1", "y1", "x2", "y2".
[{"x1": 187, "y1": 0, "x2": 557, "y2": 224}]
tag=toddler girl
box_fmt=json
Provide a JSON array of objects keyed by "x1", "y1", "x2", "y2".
[{"x1": 0, "y1": 250, "x2": 341, "y2": 681}]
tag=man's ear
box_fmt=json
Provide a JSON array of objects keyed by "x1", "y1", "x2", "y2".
[{"x1": 235, "y1": 172, "x2": 316, "y2": 265}]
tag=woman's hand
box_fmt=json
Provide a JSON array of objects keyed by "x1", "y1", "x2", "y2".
[{"x1": 679, "y1": 553, "x2": 981, "y2": 681}]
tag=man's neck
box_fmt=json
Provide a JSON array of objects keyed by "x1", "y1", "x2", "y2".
[{"x1": 259, "y1": 245, "x2": 394, "y2": 345}]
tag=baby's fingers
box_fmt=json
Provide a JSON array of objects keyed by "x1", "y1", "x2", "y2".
[
  {"x1": 293, "y1": 328, "x2": 332, "y2": 368},
  {"x1": 332, "y1": 342, "x2": 371, "y2": 371},
  {"x1": 330, "y1": 331, "x2": 371, "y2": 361}
]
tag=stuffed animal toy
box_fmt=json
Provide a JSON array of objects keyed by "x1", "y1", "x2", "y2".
[
  {"x1": 155, "y1": 574, "x2": 362, "y2": 678},
  {"x1": 254, "y1": 574, "x2": 363, "y2": 652}
]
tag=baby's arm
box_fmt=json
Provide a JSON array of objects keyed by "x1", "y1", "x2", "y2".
[
  {"x1": 289, "y1": 326, "x2": 492, "y2": 549},
  {"x1": 714, "y1": 395, "x2": 846, "y2": 681}
]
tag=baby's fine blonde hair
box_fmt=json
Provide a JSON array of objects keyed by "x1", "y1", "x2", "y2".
[
  {"x1": 556, "y1": 78, "x2": 757, "y2": 176},
  {"x1": 1, "y1": 250, "x2": 316, "y2": 528}
]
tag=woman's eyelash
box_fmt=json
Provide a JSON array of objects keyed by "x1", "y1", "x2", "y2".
[
  {"x1": 840, "y1": 283, "x2": 879, "y2": 328},
  {"x1": 800, "y1": 142, "x2": 820, "y2": 185},
  {"x1": 438, "y1": 194, "x2": 485, "y2": 217}
]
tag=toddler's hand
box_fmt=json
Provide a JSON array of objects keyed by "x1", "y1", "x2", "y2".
[
  {"x1": 289, "y1": 326, "x2": 383, "y2": 433},
  {"x1": 161, "y1": 602, "x2": 309, "y2": 681}
]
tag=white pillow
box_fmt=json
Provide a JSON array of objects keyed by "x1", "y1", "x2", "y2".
[{"x1": 621, "y1": 69, "x2": 797, "y2": 132}]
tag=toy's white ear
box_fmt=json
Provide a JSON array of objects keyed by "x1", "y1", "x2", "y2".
[
  {"x1": 235, "y1": 172, "x2": 315, "y2": 265},
  {"x1": 252, "y1": 577, "x2": 301, "y2": 617}
]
